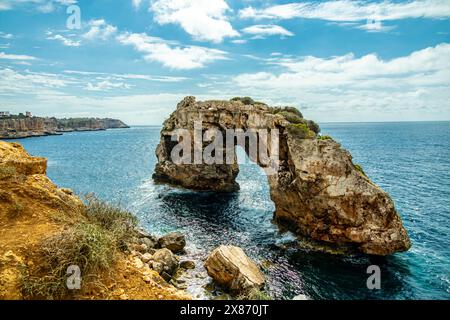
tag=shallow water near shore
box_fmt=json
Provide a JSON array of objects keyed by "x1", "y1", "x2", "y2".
[{"x1": 7, "y1": 121, "x2": 450, "y2": 300}]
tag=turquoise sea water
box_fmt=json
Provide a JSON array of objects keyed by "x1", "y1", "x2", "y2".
[{"x1": 6, "y1": 122, "x2": 450, "y2": 300}]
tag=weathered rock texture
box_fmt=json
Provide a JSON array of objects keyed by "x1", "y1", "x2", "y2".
[
  {"x1": 0, "y1": 117, "x2": 129, "y2": 139},
  {"x1": 153, "y1": 96, "x2": 411, "y2": 255},
  {"x1": 158, "y1": 232, "x2": 186, "y2": 253},
  {"x1": 204, "y1": 245, "x2": 265, "y2": 293}
]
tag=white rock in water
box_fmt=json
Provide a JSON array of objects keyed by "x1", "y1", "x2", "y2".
[{"x1": 293, "y1": 294, "x2": 310, "y2": 300}]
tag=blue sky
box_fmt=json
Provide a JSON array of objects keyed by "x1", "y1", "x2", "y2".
[{"x1": 0, "y1": 0, "x2": 449, "y2": 125}]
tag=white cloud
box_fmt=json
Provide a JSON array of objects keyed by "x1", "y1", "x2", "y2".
[
  {"x1": 83, "y1": 19, "x2": 117, "y2": 41},
  {"x1": 242, "y1": 24, "x2": 294, "y2": 38},
  {"x1": 64, "y1": 70, "x2": 188, "y2": 82},
  {"x1": 86, "y1": 80, "x2": 133, "y2": 91},
  {"x1": 150, "y1": 0, "x2": 239, "y2": 43},
  {"x1": 117, "y1": 32, "x2": 228, "y2": 69},
  {"x1": 239, "y1": 0, "x2": 450, "y2": 21},
  {"x1": 0, "y1": 52, "x2": 37, "y2": 60},
  {"x1": 232, "y1": 43, "x2": 450, "y2": 121},
  {"x1": 0, "y1": 68, "x2": 180, "y2": 125},
  {"x1": 0, "y1": 68, "x2": 68, "y2": 95},
  {"x1": 231, "y1": 39, "x2": 247, "y2": 44},
  {"x1": 46, "y1": 33, "x2": 81, "y2": 47},
  {"x1": 0, "y1": 32, "x2": 13, "y2": 39},
  {"x1": 132, "y1": 0, "x2": 142, "y2": 9},
  {"x1": 0, "y1": 0, "x2": 77, "y2": 12}
]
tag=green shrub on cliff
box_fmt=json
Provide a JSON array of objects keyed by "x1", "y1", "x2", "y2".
[
  {"x1": 305, "y1": 120, "x2": 320, "y2": 134},
  {"x1": 268, "y1": 107, "x2": 321, "y2": 134},
  {"x1": 231, "y1": 97, "x2": 255, "y2": 105},
  {"x1": 230, "y1": 97, "x2": 266, "y2": 105},
  {"x1": 269, "y1": 106, "x2": 303, "y2": 118},
  {"x1": 287, "y1": 123, "x2": 316, "y2": 139},
  {"x1": 278, "y1": 111, "x2": 304, "y2": 124},
  {"x1": 269, "y1": 106, "x2": 304, "y2": 125},
  {"x1": 318, "y1": 135, "x2": 333, "y2": 141}
]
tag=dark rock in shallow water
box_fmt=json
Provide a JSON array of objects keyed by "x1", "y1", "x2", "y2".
[
  {"x1": 153, "y1": 96, "x2": 411, "y2": 255},
  {"x1": 158, "y1": 232, "x2": 186, "y2": 253}
]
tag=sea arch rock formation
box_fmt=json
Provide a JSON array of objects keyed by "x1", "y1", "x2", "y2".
[{"x1": 153, "y1": 96, "x2": 411, "y2": 255}]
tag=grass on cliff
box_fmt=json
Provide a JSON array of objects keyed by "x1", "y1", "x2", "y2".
[
  {"x1": 21, "y1": 196, "x2": 138, "y2": 299},
  {"x1": 318, "y1": 135, "x2": 333, "y2": 141},
  {"x1": 83, "y1": 194, "x2": 138, "y2": 251}
]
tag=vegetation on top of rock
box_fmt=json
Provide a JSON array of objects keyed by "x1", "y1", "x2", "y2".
[
  {"x1": 306, "y1": 120, "x2": 321, "y2": 134},
  {"x1": 269, "y1": 107, "x2": 304, "y2": 125},
  {"x1": 268, "y1": 106, "x2": 321, "y2": 134},
  {"x1": 278, "y1": 111, "x2": 304, "y2": 124},
  {"x1": 230, "y1": 97, "x2": 266, "y2": 105},
  {"x1": 318, "y1": 135, "x2": 333, "y2": 141},
  {"x1": 230, "y1": 97, "x2": 255, "y2": 105},
  {"x1": 268, "y1": 106, "x2": 303, "y2": 119},
  {"x1": 287, "y1": 123, "x2": 316, "y2": 139}
]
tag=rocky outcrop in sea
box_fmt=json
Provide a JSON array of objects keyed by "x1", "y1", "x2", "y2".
[{"x1": 153, "y1": 96, "x2": 411, "y2": 256}]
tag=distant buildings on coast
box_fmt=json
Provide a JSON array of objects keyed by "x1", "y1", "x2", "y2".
[{"x1": 0, "y1": 111, "x2": 32, "y2": 118}]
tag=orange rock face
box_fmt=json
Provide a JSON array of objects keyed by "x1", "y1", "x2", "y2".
[{"x1": 0, "y1": 141, "x2": 189, "y2": 300}]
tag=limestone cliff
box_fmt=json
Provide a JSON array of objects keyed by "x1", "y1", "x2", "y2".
[
  {"x1": 0, "y1": 141, "x2": 188, "y2": 300},
  {"x1": 0, "y1": 117, "x2": 129, "y2": 139},
  {"x1": 153, "y1": 96, "x2": 411, "y2": 256}
]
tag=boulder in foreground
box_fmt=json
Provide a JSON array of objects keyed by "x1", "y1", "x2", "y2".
[{"x1": 204, "y1": 245, "x2": 265, "y2": 293}]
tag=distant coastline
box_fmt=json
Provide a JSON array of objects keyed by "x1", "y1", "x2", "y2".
[{"x1": 0, "y1": 114, "x2": 129, "y2": 139}]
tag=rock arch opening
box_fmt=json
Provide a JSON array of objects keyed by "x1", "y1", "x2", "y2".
[{"x1": 153, "y1": 96, "x2": 411, "y2": 255}]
